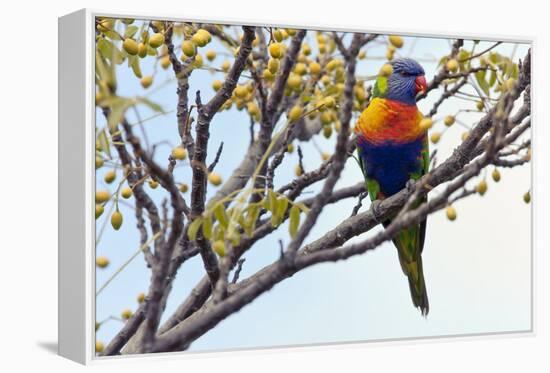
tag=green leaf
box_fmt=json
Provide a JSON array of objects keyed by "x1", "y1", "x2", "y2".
[
  {"x1": 271, "y1": 197, "x2": 288, "y2": 227},
  {"x1": 289, "y1": 205, "x2": 301, "y2": 238},
  {"x1": 124, "y1": 25, "x2": 139, "y2": 39},
  {"x1": 475, "y1": 70, "x2": 490, "y2": 97},
  {"x1": 97, "y1": 38, "x2": 124, "y2": 65},
  {"x1": 188, "y1": 217, "x2": 203, "y2": 241},
  {"x1": 104, "y1": 30, "x2": 122, "y2": 41},
  {"x1": 292, "y1": 202, "x2": 310, "y2": 213},
  {"x1": 214, "y1": 203, "x2": 229, "y2": 228},
  {"x1": 268, "y1": 189, "x2": 277, "y2": 213},
  {"x1": 213, "y1": 224, "x2": 225, "y2": 241},
  {"x1": 489, "y1": 70, "x2": 497, "y2": 87},
  {"x1": 96, "y1": 128, "x2": 111, "y2": 158},
  {"x1": 136, "y1": 97, "x2": 164, "y2": 113},
  {"x1": 128, "y1": 55, "x2": 143, "y2": 78},
  {"x1": 95, "y1": 51, "x2": 110, "y2": 82},
  {"x1": 244, "y1": 204, "x2": 261, "y2": 237},
  {"x1": 277, "y1": 197, "x2": 289, "y2": 219},
  {"x1": 107, "y1": 97, "x2": 133, "y2": 130},
  {"x1": 202, "y1": 214, "x2": 213, "y2": 240},
  {"x1": 505, "y1": 59, "x2": 515, "y2": 78}
]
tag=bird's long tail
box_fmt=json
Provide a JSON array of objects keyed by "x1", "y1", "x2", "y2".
[
  {"x1": 391, "y1": 225, "x2": 430, "y2": 316},
  {"x1": 401, "y1": 253, "x2": 429, "y2": 316}
]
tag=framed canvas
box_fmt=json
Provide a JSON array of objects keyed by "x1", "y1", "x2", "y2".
[{"x1": 58, "y1": 9, "x2": 533, "y2": 364}]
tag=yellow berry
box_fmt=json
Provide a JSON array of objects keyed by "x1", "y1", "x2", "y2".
[
  {"x1": 294, "y1": 164, "x2": 303, "y2": 176},
  {"x1": 388, "y1": 35, "x2": 404, "y2": 48},
  {"x1": 492, "y1": 169, "x2": 501, "y2": 182},
  {"x1": 140, "y1": 75, "x2": 153, "y2": 89},
  {"x1": 96, "y1": 256, "x2": 109, "y2": 268},
  {"x1": 476, "y1": 180, "x2": 488, "y2": 196},
  {"x1": 262, "y1": 69, "x2": 274, "y2": 80},
  {"x1": 287, "y1": 74, "x2": 302, "y2": 90},
  {"x1": 358, "y1": 50, "x2": 366, "y2": 60},
  {"x1": 221, "y1": 60, "x2": 231, "y2": 72},
  {"x1": 288, "y1": 105, "x2": 303, "y2": 122},
  {"x1": 234, "y1": 85, "x2": 248, "y2": 99},
  {"x1": 419, "y1": 117, "x2": 433, "y2": 130},
  {"x1": 160, "y1": 55, "x2": 171, "y2": 69},
  {"x1": 446, "y1": 205, "x2": 457, "y2": 221},
  {"x1": 523, "y1": 191, "x2": 531, "y2": 204},
  {"x1": 192, "y1": 30, "x2": 210, "y2": 47},
  {"x1": 206, "y1": 50, "x2": 216, "y2": 61},
  {"x1": 95, "y1": 190, "x2": 110, "y2": 203},
  {"x1": 104, "y1": 170, "x2": 116, "y2": 184},
  {"x1": 268, "y1": 58, "x2": 280, "y2": 74},
  {"x1": 137, "y1": 292, "x2": 146, "y2": 304},
  {"x1": 444, "y1": 115, "x2": 455, "y2": 126},
  {"x1": 247, "y1": 102, "x2": 260, "y2": 117},
  {"x1": 182, "y1": 40, "x2": 196, "y2": 57},
  {"x1": 273, "y1": 29, "x2": 283, "y2": 42},
  {"x1": 309, "y1": 62, "x2": 321, "y2": 75},
  {"x1": 171, "y1": 146, "x2": 187, "y2": 160},
  {"x1": 461, "y1": 131, "x2": 470, "y2": 141},
  {"x1": 212, "y1": 240, "x2": 225, "y2": 257},
  {"x1": 179, "y1": 183, "x2": 189, "y2": 193},
  {"x1": 354, "y1": 86, "x2": 366, "y2": 102},
  {"x1": 326, "y1": 59, "x2": 339, "y2": 71},
  {"x1": 476, "y1": 100, "x2": 484, "y2": 111},
  {"x1": 111, "y1": 210, "x2": 123, "y2": 230},
  {"x1": 122, "y1": 38, "x2": 139, "y2": 55},
  {"x1": 193, "y1": 54, "x2": 203, "y2": 68},
  {"x1": 269, "y1": 43, "x2": 284, "y2": 59},
  {"x1": 95, "y1": 204, "x2": 104, "y2": 219},
  {"x1": 446, "y1": 58, "x2": 459, "y2": 72},
  {"x1": 323, "y1": 126, "x2": 333, "y2": 138},
  {"x1": 96, "y1": 18, "x2": 115, "y2": 33},
  {"x1": 430, "y1": 132, "x2": 441, "y2": 144},
  {"x1": 137, "y1": 42, "x2": 148, "y2": 58},
  {"x1": 379, "y1": 63, "x2": 393, "y2": 77},
  {"x1": 321, "y1": 152, "x2": 330, "y2": 161},
  {"x1": 121, "y1": 187, "x2": 133, "y2": 199},
  {"x1": 149, "y1": 33, "x2": 165, "y2": 48},
  {"x1": 149, "y1": 180, "x2": 159, "y2": 189},
  {"x1": 95, "y1": 341, "x2": 104, "y2": 354},
  {"x1": 121, "y1": 309, "x2": 133, "y2": 320},
  {"x1": 302, "y1": 43, "x2": 312, "y2": 56},
  {"x1": 95, "y1": 156, "x2": 104, "y2": 169},
  {"x1": 208, "y1": 172, "x2": 223, "y2": 186},
  {"x1": 212, "y1": 80, "x2": 223, "y2": 91},
  {"x1": 322, "y1": 96, "x2": 336, "y2": 108},
  {"x1": 320, "y1": 111, "x2": 333, "y2": 125},
  {"x1": 287, "y1": 143, "x2": 295, "y2": 153}
]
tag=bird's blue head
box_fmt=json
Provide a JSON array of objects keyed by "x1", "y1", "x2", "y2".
[{"x1": 386, "y1": 58, "x2": 427, "y2": 105}]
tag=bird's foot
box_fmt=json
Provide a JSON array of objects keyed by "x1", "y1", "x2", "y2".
[
  {"x1": 406, "y1": 178, "x2": 417, "y2": 194},
  {"x1": 371, "y1": 199, "x2": 383, "y2": 223}
]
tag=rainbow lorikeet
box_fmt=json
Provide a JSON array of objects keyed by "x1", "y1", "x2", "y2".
[{"x1": 355, "y1": 58, "x2": 430, "y2": 315}]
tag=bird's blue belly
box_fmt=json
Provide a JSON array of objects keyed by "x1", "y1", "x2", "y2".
[{"x1": 358, "y1": 138, "x2": 424, "y2": 197}]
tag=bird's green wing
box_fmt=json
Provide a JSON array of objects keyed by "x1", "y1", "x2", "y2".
[
  {"x1": 371, "y1": 76, "x2": 388, "y2": 99},
  {"x1": 394, "y1": 133, "x2": 430, "y2": 314}
]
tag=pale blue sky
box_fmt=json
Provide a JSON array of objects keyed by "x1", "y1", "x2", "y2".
[{"x1": 95, "y1": 23, "x2": 531, "y2": 352}]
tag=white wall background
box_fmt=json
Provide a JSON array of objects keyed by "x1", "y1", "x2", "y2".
[{"x1": 0, "y1": 0, "x2": 548, "y2": 372}]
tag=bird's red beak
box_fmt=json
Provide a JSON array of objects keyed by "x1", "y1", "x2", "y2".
[{"x1": 415, "y1": 75, "x2": 427, "y2": 94}]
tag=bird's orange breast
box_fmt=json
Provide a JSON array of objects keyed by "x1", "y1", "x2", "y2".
[{"x1": 355, "y1": 97, "x2": 424, "y2": 144}]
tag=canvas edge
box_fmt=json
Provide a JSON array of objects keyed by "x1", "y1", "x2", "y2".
[
  {"x1": 61, "y1": 8, "x2": 535, "y2": 364},
  {"x1": 58, "y1": 8, "x2": 94, "y2": 365}
]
